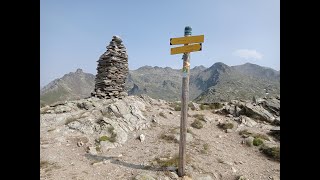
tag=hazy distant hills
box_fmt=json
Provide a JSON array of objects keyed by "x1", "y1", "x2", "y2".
[{"x1": 40, "y1": 62, "x2": 280, "y2": 105}]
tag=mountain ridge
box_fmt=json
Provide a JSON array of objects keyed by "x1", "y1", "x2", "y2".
[{"x1": 40, "y1": 62, "x2": 280, "y2": 105}]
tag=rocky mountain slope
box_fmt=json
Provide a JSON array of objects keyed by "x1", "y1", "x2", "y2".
[
  {"x1": 40, "y1": 69, "x2": 95, "y2": 105},
  {"x1": 40, "y1": 63, "x2": 280, "y2": 105},
  {"x1": 40, "y1": 94, "x2": 280, "y2": 180},
  {"x1": 194, "y1": 63, "x2": 280, "y2": 103}
]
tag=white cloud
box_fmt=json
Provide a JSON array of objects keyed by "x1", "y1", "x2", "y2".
[{"x1": 233, "y1": 49, "x2": 263, "y2": 60}]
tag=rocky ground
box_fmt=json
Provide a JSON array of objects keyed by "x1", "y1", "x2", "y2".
[{"x1": 40, "y1": 95, "x2": 280, "y2": 180}]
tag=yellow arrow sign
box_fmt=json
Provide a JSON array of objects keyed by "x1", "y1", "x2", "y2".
[
  {"x1": 170, "y1": 35, "x2": 204, "y2": 45},
  {"x1": 170, "y1": 43, "x2": 202, "y2": 55}
]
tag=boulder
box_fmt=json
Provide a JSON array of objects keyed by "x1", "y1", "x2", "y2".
[
  {"x1": 173, "y1": 133, "x2": 194, "y2": 143},
  {"x1": 190, "y1": 102, "x2": 200, "y2": 111},
  {"x1": 100, "y1": 141, "x2": 116, "y2": 151},
  {"x1": 261, "y1": 98, "x2": 280, "y2": 116},
  {"x1": 245, "y1": 136, "x2": 254, "y2": 147},
  {"x1": 239, "y1": 116, "x2": 257, "y2": 127},
  {"x1": 88, "y1": 146, "x2": 98, "y2": 155},
  {"x1": 273, "y1": 117, "x2": 280, "y2": 126},
  {"x1": 139, "y1": 134, "x2": 145, "y2": 142},
  {"x1": 241, "y1": 103, "x2": 275, "y2": 123}
]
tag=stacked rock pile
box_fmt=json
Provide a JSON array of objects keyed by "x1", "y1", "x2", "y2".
[{"x1": 91, "y1": 36, "x2": 128, "y2": 99}]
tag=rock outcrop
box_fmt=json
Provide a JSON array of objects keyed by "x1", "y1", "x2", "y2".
[{"x1": 41, "y1": 95, "x2": 153, "y2": 151}]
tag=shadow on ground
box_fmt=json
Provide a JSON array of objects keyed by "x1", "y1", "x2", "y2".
[{"x1": 84, "y1": 153, "x2": 175, "y2": 172}]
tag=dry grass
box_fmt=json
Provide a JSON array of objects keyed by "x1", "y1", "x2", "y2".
[
  {"x1": 159, "y1": 112, "x2": 167, "y2": 118},
  {"x1": 260, "y1": 146, "x2": 280, "y2": 161},
  {"x1": 239, "y1": 129, "x2": 252, "y2": 136},
  {"x1": 193, "y1": 114, "x2": 205, "y2": 121},
  {"x1": 239, "y1": 130, "x2": 270, "y2": 141},
  {"x1": 169, "y1": 102, "x2": 181, "y2": 111},
  {"x1": 160, "y1": 133, "x2": 175, "y2": 143},
  {"x1": 200, "y1": 103, "x2": 223, "y2": 110},
  {"x1": 217, "y1": 122, "x2": 234, "y2": 130},
  {"x1": 253, "y1": 133, "x2": 270, "y2": 141},
  {"x1": 203, "y1": 143, "x2": 209, "y2": 150},
  {"x1": 40, "y1": 160, "x2": 61, "y2": 173},
  {"x1": 191, "y1": 119, "x2": 203, "y2": 129},
  {"x1": 155, "y1": 154, "x2": 191, "y2": 167}
]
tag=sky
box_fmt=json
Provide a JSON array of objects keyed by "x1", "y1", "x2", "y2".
[{"x1": 40, "y1": 0, "x2": 280, "y2": 87}]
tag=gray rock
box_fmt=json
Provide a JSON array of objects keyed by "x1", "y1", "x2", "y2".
[
  {"x1": 261, "y1": 97, "x2": 280, "y2": 116},
  {"x1": 165, "y1": 166, "x2": 177, "y2": 171},
  {"x1": 196, "y1": 174, "x2": 213, "y2": 180},
  {"x1": 112, "y1": 125, "x2": 128, "y2": 144},
  {"x1": 91, "y1": 109, "x2": 102, "y2": 118},
  {"x1": 88, "y1": 146, "x2": 98, "y2": 155},
  {"x1": 67, "y1": 119, "x2": 94, "y2": 134},
  {"x1": 182, "y1": 176, "x2": 192, "y2": 180},
  {"x1": 237, "y1": 176, "x2": 248, "y2": 180},
  {"x1": 173, "y1": 133, "x2": 194, "y2": 143},
  {"x1": 100, "y1": 141, "x2": 116, "y2": 151},
  {"x1": 54, "y1": 105, "x2": 72, "y2": 113},
  {"x1": 225, "y1": 129, "x2": 233, "y2": 133},
  {"x1": 263, "y1": 141, "x2": 278, "y2": 149},
  {"x1": 139, "y1": 134, "x2": 145, "y2": 142},
  {"x1": 190, "y1": 102, "x2": 200, "y2": 111},
  {"x1": 77, "y1": 101, "x2": 93, "y2": 110},
  {"x1": 134, "y1": 173, "x2": 155, "y2": 180},
  {"x1": 168, "y1": 172, "x2": 179, "y2": 179},
  {"x1": 245, "y1": 136, "x2": 254, "y2": 147},
  {"x1": 273, "y1": 117, "x2": 280, "y2": 125},
  {"x1": 227, "y1": 114, "x2": 233, "y2": 118},
  {"x1": 240, "y1": 116, "x2": 257, "y2": 127},
  {"x1": 203, "y1": 116, "x2": 213, "y2": 122}
]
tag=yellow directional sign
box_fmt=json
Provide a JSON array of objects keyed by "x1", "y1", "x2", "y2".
[
  {"x1": 170, "y1": 43, "x2": 202, "y2": 55},
  {"x1": 170, "y1": 35, "x2": 204, "y2": 45}
]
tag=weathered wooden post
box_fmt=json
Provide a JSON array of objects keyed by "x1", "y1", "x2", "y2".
[
  {"x1": 178, "y1": 26, "x2": 192, "y2": 177},
  {"x1": 170, "y1": 27, "x2": 204, "y2": 177}
]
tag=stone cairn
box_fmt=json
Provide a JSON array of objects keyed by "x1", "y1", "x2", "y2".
[{"x1": 91, "y1": 36, "x2": 128, "y2": 99}]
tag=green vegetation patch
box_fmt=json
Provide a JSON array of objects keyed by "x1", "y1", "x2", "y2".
[
  {"x1": 191, "y1": 119, "x2": 203, "y2": 129},
  {"x1": 253, "y1": 137, "x2": 264, "y2": 146},
  {"x1": 260, "y1": 146, "x2": 280, "y2": 161}
]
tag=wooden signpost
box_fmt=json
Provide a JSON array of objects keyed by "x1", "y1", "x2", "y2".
[
  {"x1": 170, "y1": 43, "x2": 202, "y2": 55},
  {"x1": 170, "y1": 35, "x2": 204, "y2": 45},
  {"x1": 170, "y1": 27, "x2": 204, "y2": 177}
]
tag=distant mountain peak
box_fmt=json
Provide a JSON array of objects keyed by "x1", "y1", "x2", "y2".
[
  {"x1": 206, "y1": 62, "x2": 230, "y2": 72},
  {"x1": 75, "y1": 68, "x2": 83, "y2": 73},
  {"x1": 192, "y1": 65, "x2": 206, "y2": 70},
  {"x1": 137, "y1": 65, "x2": 153, "y2": 70}
]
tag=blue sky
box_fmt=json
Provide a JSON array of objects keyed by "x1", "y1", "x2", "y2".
[{"x1": 40, "y1": 0, "x2": 280, "y2": 87}]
